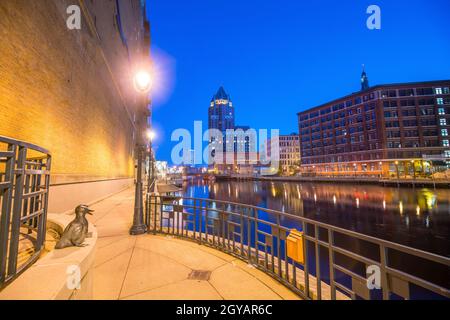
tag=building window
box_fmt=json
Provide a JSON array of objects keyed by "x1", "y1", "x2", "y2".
[
  {"x1": 438, "y1": 108, "x2": 446, "y2": 115},
  {"x1": 445, "y1": 150, "x2": 450, "y2": 158},
  {"x1": 435, "y1": 88, "x2": 443, "y2": 95},
  {"x1": 444, "y1": 87, "x2": 450, "y2": 94},
  {"x1": 437, "y1": 98, "x2": 444, "y2": 105},
  {"x1": 442, "y1": 129, "x2": 449, "y2": 136},
  {"x1": 443, "y1": 140, "x2": 450, "y2": 147},
  {"x1": 440, "y1": 118, "x2": 447, "y2": 126}
]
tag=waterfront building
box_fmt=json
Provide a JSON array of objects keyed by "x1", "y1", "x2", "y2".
[
  {"x1": 208, "y1": 86, "x2": 235, "y2": 141},
  {"x1": 208, "y1": 88, "x2": 258, "y2": 174},
  {"x1": 0, "y1": 0, "x2": 150, "y2": 212},
  {"x1": 297, "y1": 74, "x2": 450, "y2": 177},
  {"x1": 279, "y1": 134, "x2": 301, "y2": 175}
]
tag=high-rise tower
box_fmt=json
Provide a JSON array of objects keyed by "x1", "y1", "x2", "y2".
[{"x1": 208, "y1": 86, "x2": 235, "y2": 132}]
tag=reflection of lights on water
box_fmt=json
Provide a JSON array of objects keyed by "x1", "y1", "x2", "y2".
[
  {"x1": 282, "y1": 205, "x2": 285, "y2": 213},
  {"x1": 425, "y1": 216, "x2": 430, "y2": 228},
  {"x1": 314, "y1": 194, "x2": 317, "y2": 202},
  {"x1": 271, "y1": 186, "x2": 276, "y2": 197},
  {"x1": 405, "y1": 216, "x2": 409, "y2": 226},
  {"x1": 356, "y1": 198, "x2": 360, "y2": 209},
  {"x1": 399, "y1": 201, "x2": 403, "y2": 215},
  {"x1": 423, "y1": 190, "x2": 436, "y2": 209},
  {"x1": 383, "y1": 200, "x2": 386, "y2": 210},
  {"x1": 333, "y1": 195, "x2": 337, "y2": 205},
  {"x1": 416, "y1": 206, "x2": 420, "y2": 216},
  {"x1": 228, "y1": 185, "x2": 231, "y2": 197}
]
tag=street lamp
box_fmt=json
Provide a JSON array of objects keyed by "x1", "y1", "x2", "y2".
[
  {"x1": 133, "y1": 70, "x2": 153, "y2": 93},
  {"x1": 130, "y1": 69, "x2": 152, "y2": 236}
]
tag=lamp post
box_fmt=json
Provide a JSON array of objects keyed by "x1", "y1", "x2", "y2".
[
  {"x1": 130, "y1": 69, "x2": 152, "y2": 236},
  {"x1": 146, "y1": 129, "x2": 156, "y2": 193}
]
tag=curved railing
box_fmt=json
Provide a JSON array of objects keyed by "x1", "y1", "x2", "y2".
[
  {"x1": 0, "y1": 136, "x2": 51, "y2": 289},
  {"x1": 146, "y1": 194, "x2": 450, "y2": 300}
]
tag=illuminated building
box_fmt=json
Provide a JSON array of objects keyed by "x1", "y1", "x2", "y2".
[
  {"x1": 279, "y1": 134, "x2": 301, "y2": 175},
  {"x1": 0, "y1": 1, "x2": 150, "y2": 212},
  {"x1": 297, "y1": 72, "x2": 450, "y2": 177},
  {"x1": 208, "y1": 87, "x2": 257, "y2": 174}
]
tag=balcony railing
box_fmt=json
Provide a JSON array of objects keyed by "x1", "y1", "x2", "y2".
[
  {"x1": 146, "y1": 194, "x2": 450, "y2": 300},
  {"x1": 0, "y1": 136, "x2": 51, "y2": 289}
]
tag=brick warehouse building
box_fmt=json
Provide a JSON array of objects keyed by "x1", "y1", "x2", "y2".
[
  {"x1": 297, "y1": 77, "x2": 450, "y2": 177},
  {"x1": 0, "y1": 1, "x2": 150, "y2": 213}
]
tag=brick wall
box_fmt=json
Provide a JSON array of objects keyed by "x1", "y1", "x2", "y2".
[{"x1": 0, "y1": 0, "x2": 149, "y2": 183}]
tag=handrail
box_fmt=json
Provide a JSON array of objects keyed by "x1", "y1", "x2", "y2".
[
  {"x1": 0, "y1": 136, "x2": 52, "y2": 289},
  {"x1": 146, "y1": 194, "x2": 450, "y2": 300}
]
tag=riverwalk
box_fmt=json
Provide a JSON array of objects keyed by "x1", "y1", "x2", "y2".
[
  {"x1": 215, "y1": 175, "x2": 450, "y2": 188},
  {"x1": 88, "y1": 188, "x2": 300, "y2": 300}
]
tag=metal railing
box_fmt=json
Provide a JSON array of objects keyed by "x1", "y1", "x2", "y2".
[
  {"x1": 146, "y1": 194, "x2": 450, "y2": 300},
  {"x1": 0, "y1": 136, "x2": 51, "y2": 289}
]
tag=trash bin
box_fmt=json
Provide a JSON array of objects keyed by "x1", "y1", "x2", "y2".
[{"x1": 286, "y1": 229, "x2": 304, "y2": 264}]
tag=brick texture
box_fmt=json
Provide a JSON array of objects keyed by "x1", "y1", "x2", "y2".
[{"x1": 0, "y1": 0, "x2": 148, "y2": 182}]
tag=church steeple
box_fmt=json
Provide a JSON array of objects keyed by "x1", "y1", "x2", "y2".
[{"x1": 361, "y1": 64, "x2": 369, "y2": 91}]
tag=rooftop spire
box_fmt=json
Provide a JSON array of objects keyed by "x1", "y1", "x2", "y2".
[
  {"x1": 361, "y1": 64, "x2": 369, "y2": 91},
  {"x1": 212, "y1": 86, "x2": 230, "y2": 101}
]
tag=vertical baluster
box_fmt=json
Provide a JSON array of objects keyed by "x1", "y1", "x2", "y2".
[
  {"x1": 303, "y1": 221, "x2": 310, "y2": 299},
  {"x1": 380, "y1": 244, "x2": 390, "y2": 300},
  {"x1": 193, "y1": 199, "x2": 197, "y2": 240},
  {"x1": 315, "y1": 225, "x2": 322, "y2": 300},
  {"x1": 254, "y1": 208, "x2": 259, "y2": 266},
  {"x1": 0, "y1": 144, "x2": 16, "y2": 284},
  {"x1": 240, "y1": 207, "x2": 244, "y2": 256},
  {"x1": 277, "y1": 214, "x2": 282, "y2": 277},
  {"x1": 7, "y1": 146, "x2": 27, "y2": 276},
  {"x1": 199, "y1": 200, "x2": 203, "y2": 244},
  {"x1": 328, "y1": 229, "x2": 336, "y2": 300},
  {"x1": 284, "y1": 241, "x2": 289, "y2": 283},
  {"x1": 247, "y1": 208, "x2": 251, "y2": 263}
]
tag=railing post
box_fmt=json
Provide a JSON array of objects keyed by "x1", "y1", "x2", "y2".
[
  {"x1": 380, "y1": 244, "x2": 390, "y2": 300},
  {"x1": 7, "y1": 146, "x2": 27, "y2": 276},
  {"x1": 0, "y1": 144, "x2": 16, "y2": 284},
  {"x1": 328, "y1": 229, "x2": 336, "y2": 300}
]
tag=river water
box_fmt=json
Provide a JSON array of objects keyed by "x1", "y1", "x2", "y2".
[{"x1": 183, "y1": 179, "x2": 450, "y2": 258}]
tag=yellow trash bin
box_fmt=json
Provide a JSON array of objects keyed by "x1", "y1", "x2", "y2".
[{"x1": 286, "y1": 229, "x2": 304, "y2": 264}]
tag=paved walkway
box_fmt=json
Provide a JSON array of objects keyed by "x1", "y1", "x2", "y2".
[{"x1": 87, "y1": 189, "x2": 300, "y2": 300}]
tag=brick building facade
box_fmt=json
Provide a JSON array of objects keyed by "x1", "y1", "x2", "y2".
[
  {"x1": 0, "y1": 0, "x2": 150, "y2": 212},
  {"x1": 298, "y1": 80, "x2": 450, "y2": 177}
]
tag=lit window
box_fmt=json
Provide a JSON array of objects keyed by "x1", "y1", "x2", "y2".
[
  {"x1": 443, "y1": 140, "x2": 450, "y2": 147},
  {"x1": 440, "y1": 118, "x2": 447, "y2": 126},
  {"x1": 437, "y1": 98, "x2": 444, "y2": 105},
  {"x1": 444, "y1": 87, "x2": 450, "y2": 94},
  {"x1": 445, "y1": 150, "x2": 450, "y2": 158},
  {"x1": 435, "y1": 88, "x2": 443, "y2": 94},
  {"x1": 442, "y1": 129, "x2": 449, "y2": 136},
  {"x1": 438, "y1": 108, "x2": 445, "y2": 115}
]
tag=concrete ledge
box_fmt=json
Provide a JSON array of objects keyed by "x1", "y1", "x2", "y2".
[
  {"x1": 0, "y1": 214, "x2": 98, "y2": 300},
  {"x1": 48, "y1": 178, "x2": 133, "y2": 214}
]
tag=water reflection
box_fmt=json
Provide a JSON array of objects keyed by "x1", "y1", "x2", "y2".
[{"x1": 183, "y1": 179, "x2": 450, "y2": 257}]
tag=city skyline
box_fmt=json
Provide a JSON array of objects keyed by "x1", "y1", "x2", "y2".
[{"x1": 148, "y1": 0, "x2": 450, "y2": 164}]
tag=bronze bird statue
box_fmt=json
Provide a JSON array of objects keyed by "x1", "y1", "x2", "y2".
[{"x1": 55, "y1": 205, "x2": 94, "y2": 249}]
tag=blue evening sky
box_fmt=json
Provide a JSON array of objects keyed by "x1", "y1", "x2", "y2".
[{"x1": 147, "y1": 0, "x2": 450, "y2": 163}]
